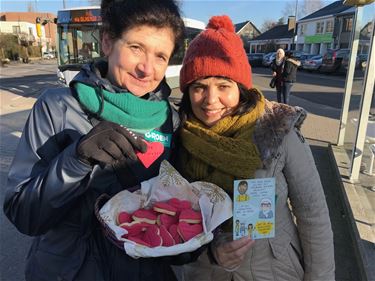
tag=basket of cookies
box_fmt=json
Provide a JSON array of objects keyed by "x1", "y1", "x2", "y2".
[{"x1": 97, "y1": 160, "x2": 232, "y2": 258}]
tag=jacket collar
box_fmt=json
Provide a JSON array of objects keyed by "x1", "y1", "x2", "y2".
[{"x1": 253, "y1": 100, "x2": 306, "y2": 166}]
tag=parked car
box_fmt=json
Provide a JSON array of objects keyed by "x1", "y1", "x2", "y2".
[
  {"x1": 298, "y1": 54, "x2": 315, "y2": 67},
  {"x1": 358, "y1": 53, "x2": 368, "y2": 71},
  {"x1": 262, "y1": 52, "x2": 276, "y2": 67},
  {"x1": 42, "y1": 52, "x2": 55, "y2": 59},
  {"x1": 320, "y1": 49, "x2": 350, "y2": 73},
  {"x1": 247, "y1": 53, "x2": 264, "y2": 67},
  {"x1": 287, "y1": 50, "x2": 306, "y2": 59},
  {"x1": 302, "y1": 55, "x2": 323, "y2": 71},
  {"x1": 339, "y1": 53, "x2": 361, "y2": 73}
]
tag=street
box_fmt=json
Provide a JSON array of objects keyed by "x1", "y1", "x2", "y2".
[{"x1": 0, "y1": 60, "x2": 361, "y2": 280}]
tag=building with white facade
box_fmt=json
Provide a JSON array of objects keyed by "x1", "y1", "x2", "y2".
[
  {"x1": 296, "y1": 1, "x2": 354, "y2": 55},
  {"x1": 0, "y1": 21, "x2": 39, "y2": 46}
]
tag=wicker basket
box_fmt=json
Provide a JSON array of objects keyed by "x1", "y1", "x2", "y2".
[{"x1": 95, "y1": 193, "x2": 124, "y2": 250}]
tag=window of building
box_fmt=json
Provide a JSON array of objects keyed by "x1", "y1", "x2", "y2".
[
  {"x1": 299, "y1": 24, "x2": 306, "y2": 35},
  {"x1": 12, "y1": 26, "x2": 21, "y2": 34},
  {"x1": 29, "y1": 27, "x2": 33, "y2": 35},
  {"x1": 343, "y1": 18, "x2": 353, "y2": 32},
  {"x1": 326, "y1": 20, "x2": 334, "y2": 33},
  {"x1": 316, "y1": 22, "x2": 324, "y2": 34}
]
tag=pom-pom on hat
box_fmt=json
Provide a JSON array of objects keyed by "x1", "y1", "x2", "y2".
[{"x1": 180, "y1": 15, "x2": 252, "y2": 92}]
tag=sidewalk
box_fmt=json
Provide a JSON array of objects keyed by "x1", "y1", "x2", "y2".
[{"x1": 273, "y1": 92, "x2": 374, "y2": 281}]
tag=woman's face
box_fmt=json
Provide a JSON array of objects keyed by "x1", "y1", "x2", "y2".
[
  {"x1": 188, "y1": 77, "x2": 240, "y2": 127},
  {"x1": 102, "y1": 25, "x2": 175, "y2": 97},
  {"x1": 276, "y1": 50, "x2": 284, "y2": 60}
]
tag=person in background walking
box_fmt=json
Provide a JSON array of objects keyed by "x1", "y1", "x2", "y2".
[
  {"x1": 270, "y1": 48, "x2": 285, "y2": 103},
  {"x1": 282, "y1": 50, "x2": 301, "y2": 104},
  {"x1": 3, "y1": 0, "x2": 195, "y2": 280}
]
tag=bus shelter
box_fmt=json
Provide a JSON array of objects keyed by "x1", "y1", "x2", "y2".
[{"x1": 330, "y1": 0, "x2": 374, "y2": 277}]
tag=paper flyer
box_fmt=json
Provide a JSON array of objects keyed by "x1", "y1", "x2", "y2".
[{"x1": 233, "y1": 178, "x2": 275, "y2": 240}]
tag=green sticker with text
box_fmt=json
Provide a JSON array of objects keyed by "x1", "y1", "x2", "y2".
[{"x1": 144, "y1": 130, "x2": 171, "y2": 148}]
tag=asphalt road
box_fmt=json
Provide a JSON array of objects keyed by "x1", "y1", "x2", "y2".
[
  {"x1": 0, "y1": 60, "x2": 61, "y2": 281},
  {"x1": 0, "y1": 60, "x2": 359, "y2": 281}
]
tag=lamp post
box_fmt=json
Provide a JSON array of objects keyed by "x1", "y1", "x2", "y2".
[{"x1": 292, "y1": 0, "x2": 298, "y2": 50}]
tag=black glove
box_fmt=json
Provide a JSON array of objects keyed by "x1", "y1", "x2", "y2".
[{"x1": 77, "y1": 121, "x2": 147, "y2": 166}]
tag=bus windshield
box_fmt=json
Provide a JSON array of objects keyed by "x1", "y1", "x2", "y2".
[{"x1": 57, "y1": 7, "x2": 102, "y2": 70}]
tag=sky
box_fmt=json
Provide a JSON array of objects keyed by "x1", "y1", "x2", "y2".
[{"x1": 1, "y1": 0, "x2": 336, "y2": 29}]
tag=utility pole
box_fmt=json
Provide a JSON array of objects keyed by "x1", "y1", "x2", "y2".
[{"x1": 292, "y1": 0, "x2": 299, "y2": 50}]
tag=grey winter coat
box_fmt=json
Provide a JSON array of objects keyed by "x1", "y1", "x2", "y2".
[{"x1": 180, "y1": 101, "x2": 335, "y2": 281}]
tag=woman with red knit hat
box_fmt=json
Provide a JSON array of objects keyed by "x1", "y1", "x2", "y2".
[{"x1": 174, "y1": 15, "x2": 335, "y2": 281}]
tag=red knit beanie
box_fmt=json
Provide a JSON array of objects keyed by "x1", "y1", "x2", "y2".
[{"x1": 180, "y1": 15, "x2": 252, "y2": 92}]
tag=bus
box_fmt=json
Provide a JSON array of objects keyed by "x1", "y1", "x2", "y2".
[{"x1": 56, "y1": 6, "x2": 205, "y2": 87}]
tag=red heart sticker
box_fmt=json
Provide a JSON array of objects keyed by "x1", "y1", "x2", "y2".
[{"x1": 136, "y1": 141, "x2": 164, "y2": 168}]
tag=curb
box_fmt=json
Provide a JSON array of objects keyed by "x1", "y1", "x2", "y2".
[{"x1": 328, "y1": 144, "x2": 374, "y2": 281}]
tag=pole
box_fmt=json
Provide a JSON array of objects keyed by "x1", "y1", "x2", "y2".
[
  {"x1": 294, "y1": 0, "x2": 298, "y2": 20},
  {"x1": 63, "y1": 0, "x2": 66, "y2": 9},
  {"x1": 292, "y1": 0, "x2": 299, "y2": 49}
]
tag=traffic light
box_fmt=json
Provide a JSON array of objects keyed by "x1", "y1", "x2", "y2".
[{"x1": 36, "y1": 17, "x2": 42, "y2": 37}]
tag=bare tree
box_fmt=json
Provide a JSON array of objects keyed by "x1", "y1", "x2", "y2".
[
  {"x1": 282, "y1": 1, "x2": 302, "y2": 19},
  {"x1": 301, "y1": 0, "x2": 324, "y2": 16},
  {"x1": 260, "y1": 19, "x2": 278, "y2": 33},
  {"x1": 283, "y1": 0, "x2": 325, "y2": 20},
  {"x1": 27, "y1": 1, "x2": 34, "y2": 12},
  {"x1": 277, "y1": 17, "x2": 285, "y2": 25}
]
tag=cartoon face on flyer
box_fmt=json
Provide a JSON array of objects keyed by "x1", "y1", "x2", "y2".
[{"x1": 233, "y1": 178, "x2": 275, "y2": 240}]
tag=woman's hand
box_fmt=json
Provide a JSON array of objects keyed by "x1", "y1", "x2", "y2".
[
  {"x1": 76, "y1": 121, "x2": 147, "y2": 166},
  {"x1": 272, "y1": 71, "x2": 277, "y2": 77},
  {"x1": 212, "y1": 236, "x2": 254, "y2": 271}
]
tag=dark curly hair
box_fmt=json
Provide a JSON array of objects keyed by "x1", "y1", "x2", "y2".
[{"x1": 101, "y1": 0, "x2": 185, "y2": 56}]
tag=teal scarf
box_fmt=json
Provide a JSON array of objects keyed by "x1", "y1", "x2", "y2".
[{"x1": 74, "y1": 82, "x2": 169, "y2": 133}]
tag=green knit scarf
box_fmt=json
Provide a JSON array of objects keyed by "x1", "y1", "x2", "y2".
[
  {"x1": 74, "y1": 82, "x2": 169, "y2": 133},
  {"x1": 180, "y1": 92, "x2": 265, "y2": 195}
]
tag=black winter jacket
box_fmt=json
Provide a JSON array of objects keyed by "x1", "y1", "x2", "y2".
[
  {"x1": 283, "y1": 58, "x2": 301, "y2": 82},
  {"x1": 3, "y1": 62, "x2": 189, "y2": 281}
]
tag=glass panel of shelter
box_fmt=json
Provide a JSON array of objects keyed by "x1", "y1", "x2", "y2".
[{"x1": 340, "y1": 2, "x2": 374, "y2": 183}]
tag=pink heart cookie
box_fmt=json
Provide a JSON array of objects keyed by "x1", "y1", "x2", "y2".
[
  {"x1": 136, "y1": 141, "x2": 164, "y2": 168},
  {"x1": 142, "y1": 225, "x2": 163, "y2": 248},
  {"x1": 120, "y1": 221, "x2": 148, "y2": 237},
  {"x1": 177, "y1": 222, "x2": 203, "y2": 242},
  {"x1": 132, "y1": 209, "x2": 157, "y2": 224},
  {"x1": 159, "y1": 225, "x2": 175, "y2": 247},
  {"x1": 157, "y1": 213, "x2": 178, "y2": 229},
  {"x1": 153, "y1": 202, "x2": 178, "y2": 216},
  {"x1": 117, "y1": 211, "x2": 132, "y2": 225},
  {"x1": 168, "y1": 198, "x2": 192, "y2": 211},
  {"x1": 168, "y1": 224, "x2": 182, "y2": 244},
  {"x1": 179, "y1": 209, "x2": 202, "y2": 224},
  {"x1": 127, "y1": 235, "x2": 151, "y2": 247}
]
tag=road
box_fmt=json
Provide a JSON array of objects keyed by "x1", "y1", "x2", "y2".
[
  {"x1": 0, "y1": 60, "x2": 61, "y2": 281},
  {"x1": 0, "y1": 60, "x2": 355, "y2": 280}
]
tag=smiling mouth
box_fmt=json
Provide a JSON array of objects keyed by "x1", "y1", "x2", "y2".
[
  {"x1": 203, "y1": 108, "x2": 223, "y2": 116},
  {"x1": 129, "y1": 73, "x2": 151, "y2": 84}
]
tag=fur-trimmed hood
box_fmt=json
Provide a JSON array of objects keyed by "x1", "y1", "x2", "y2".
[
  {"x1": 253, "y1": 100, "x2": 307, "y2": 166},
  {"x1": 286, "y1": 58, "x2": 301, "y2": 67}
]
